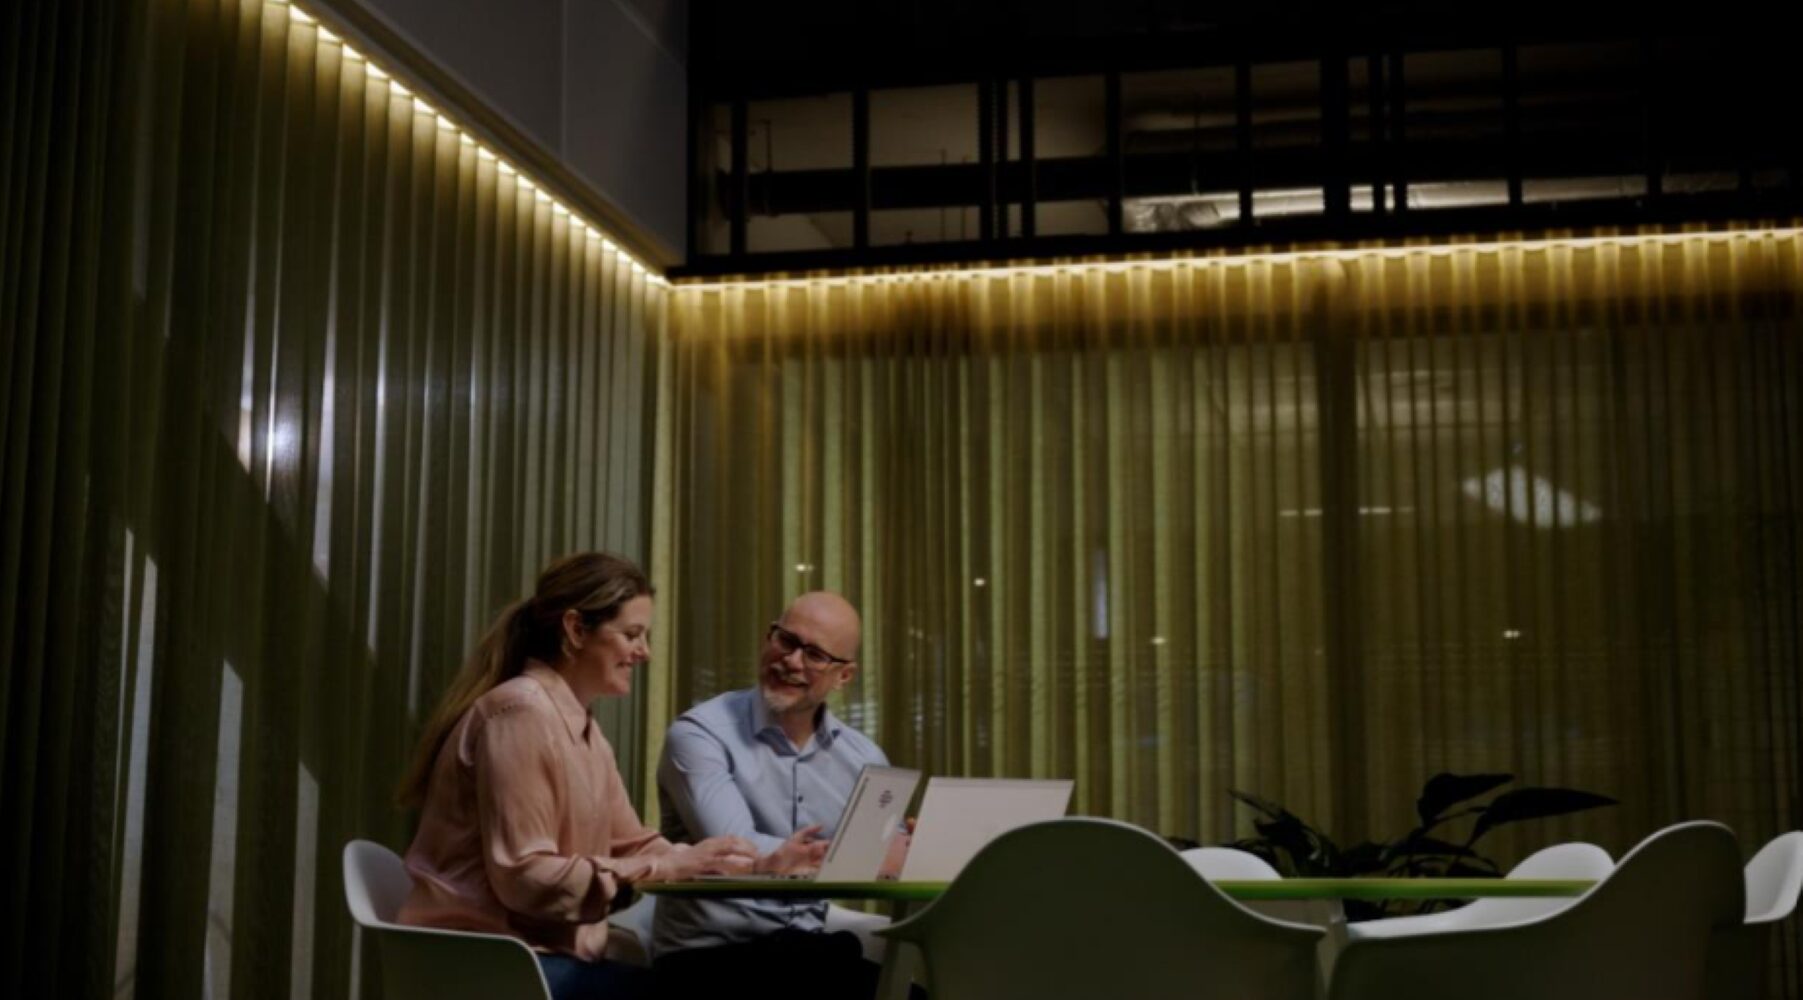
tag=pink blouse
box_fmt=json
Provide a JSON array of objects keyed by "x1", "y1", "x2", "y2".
[{"x1": 398, "y1": 661, "x2": 674, "y2": 960}]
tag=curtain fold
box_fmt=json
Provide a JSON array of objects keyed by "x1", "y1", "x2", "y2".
[{"x1": 0, "y1": 1, "x2": 663, "y2": 997}]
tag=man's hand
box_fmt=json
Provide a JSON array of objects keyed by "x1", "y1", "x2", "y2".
[
  {"x1": 755, "y1": 825, "x2": 830, "y2": 875},
  {"x1": 877, "y1": 817, "x2": 915, "y2": 880}
]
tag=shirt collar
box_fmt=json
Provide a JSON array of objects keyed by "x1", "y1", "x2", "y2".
[
  {"x1": 523, "y1": 660, "x2": 593, "y2": 742},
  {"x1": 747, "y1": 688, "x2": 843, "y2": 752}
]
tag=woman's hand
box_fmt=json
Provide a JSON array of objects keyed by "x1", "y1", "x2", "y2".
[
  {"x1": 754, "y1": 825, "x2": 830, "y2": 876},
  {"x1": 655, "y1": 835, "x2": 758, "y2": 881}
]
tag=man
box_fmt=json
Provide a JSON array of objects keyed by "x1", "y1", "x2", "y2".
[{"x1": 652, "y1": 591, "x2": 890, "y2": 998}]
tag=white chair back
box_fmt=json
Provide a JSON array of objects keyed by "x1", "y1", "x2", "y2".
[
  {"x1": 1706, "y1": 830, "x2": 1803, "y2": 1000},
  {"x1": 1181, "y1": 846, "x2": 1321, "y2": 925},
  {"x1": 1329, "y1": 821, "x2": 1743, "y2": 1000},
  {"x1": 1348, "y1": 841, "x2": 1613, "y2": 939},
  {"x1": 343, "y1": 839, "x2": 415, "y2": 927},
  {"x1": 340, "y1": 840, "x2": 552, "y2": 1000},
  {"x1": 879, "y1": 817, "x2": 1323, "y2": 1000},
  {"x1": 1744, "y1": 830, "x2": 1803, "y2": 924},
  {"x1": 1465, "y1": 840, "x2": 1616, "y2": 926},
  {"x1": 1181, "y1": 846, "x2": 1284, "y2": 880}
]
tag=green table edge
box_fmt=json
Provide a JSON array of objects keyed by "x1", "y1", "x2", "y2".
[
  {"x1": 641, "y1": 877, "x2": 1594, "y2": 902},
  {"x1": 1228, "y1": 878, "x2": 1594, "y2": 900}
]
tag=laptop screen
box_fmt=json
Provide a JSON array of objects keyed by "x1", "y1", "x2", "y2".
[
  {"x1": 899, "y1": 777, "x2": 1075, "y2": 881},
  {"x1": 815, "y1": 765, "x2": 922, "y2": 881}
]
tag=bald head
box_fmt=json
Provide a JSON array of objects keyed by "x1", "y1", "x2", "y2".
[
  {"x1": 759, "y1": 591, "x2": 864, "y2": 730},
  {"x1": 780, "y1": 591, "x2": 862, "y2": 662}
]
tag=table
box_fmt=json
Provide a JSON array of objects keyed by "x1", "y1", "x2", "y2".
[
  {"x1": 643, "y1": 877, "x2": 1596, "y2": 999},
  {"x1": 643, "y1": 877, "x2": 1594, "y2": 903}
]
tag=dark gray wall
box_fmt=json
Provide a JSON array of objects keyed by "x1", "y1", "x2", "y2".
[{"x1": 335, "y1": 0, "x2": 689, "y2": 260}]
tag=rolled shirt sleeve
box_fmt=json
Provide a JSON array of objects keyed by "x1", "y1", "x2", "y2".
[
  {"x1": 652, "y1": 688, "x2": 890, "y2": 954},
  {"x1": 658, "y1": 717, "x2": 790, "y2": 855}
]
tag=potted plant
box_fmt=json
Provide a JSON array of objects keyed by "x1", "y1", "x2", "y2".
[{"x1": 1224, "y1": 772, "x2": 1617, "y2": 919}]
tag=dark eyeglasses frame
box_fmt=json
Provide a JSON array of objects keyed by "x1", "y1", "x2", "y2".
[{"x1": 767, "y1": 622, "x2": 854, "y2": 670}]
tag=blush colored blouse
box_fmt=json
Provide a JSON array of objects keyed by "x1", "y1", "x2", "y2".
[{"x1": 398, "y1": 661, "x2": 674, "y2": 960}]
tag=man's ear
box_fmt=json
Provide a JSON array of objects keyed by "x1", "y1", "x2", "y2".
[{"x1": 832, "y1": 663, "x2": 858, "y2": 692}]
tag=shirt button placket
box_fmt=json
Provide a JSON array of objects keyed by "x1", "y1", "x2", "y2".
[{"x1": 791, "y1": 758, "x2": 804, "y2": 921}]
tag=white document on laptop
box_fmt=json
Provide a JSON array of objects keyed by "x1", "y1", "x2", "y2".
[
  {"x1": 898, "y1": 777, "x2": 1075, "y2": 882},
  {"x1": 699, "y1": 764, "x2": 920, "y2": 881}
]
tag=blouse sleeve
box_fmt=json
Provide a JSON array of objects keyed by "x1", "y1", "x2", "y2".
[
  {"x1": 598, "y1": 734, "x2": 673, "y2": 863},
  {"x1": 471, "y1": 701, "x2": 668, "y2": 923}
]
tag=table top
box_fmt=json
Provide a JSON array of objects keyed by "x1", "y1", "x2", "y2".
[{"x1": 641, "y1": 877, "x2": 1596, "y2": 903}]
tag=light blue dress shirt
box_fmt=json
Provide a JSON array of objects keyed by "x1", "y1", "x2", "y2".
[{"x1": 652, "y1": 687, "x2": 888, "y2": 955}]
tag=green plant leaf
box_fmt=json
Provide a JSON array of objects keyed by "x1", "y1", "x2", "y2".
[
  {"x1": 1407, "y1": 853, "x2": 1503, "y2": 877},
  {"x1": 1339, "y1": 841, "x2": 1387, "y2": 876},
  {"x1": 1416, "y1": 772, "x2": 1515, "y2": 827},
  {"x1": 1229, "y1": 788, "x2": 1294, "y2": 822},
  {"x1": 1253, "y1": 817, "x2": 1316, "y2": 864},
  {"x1": 1391, "y1": 834, "x2": 1485, "y2": 861},
  {"x1": 1470, "y1": 787, "x2": 1619, "y2": 842},
  {"x1": 1443, "y1": 859, "x2": 1504, "y2": 878},
  {"x1": 1309, "y1": 831, "x2": 1347, "y2": 877}
]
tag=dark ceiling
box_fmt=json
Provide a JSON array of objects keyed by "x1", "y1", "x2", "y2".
[{"x1": 687, "y1": 0, "x2": 1768, "y2": 99}]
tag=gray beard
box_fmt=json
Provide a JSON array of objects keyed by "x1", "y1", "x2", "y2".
[
  {"x1": 758, "y1": 678, "x2": 797, "y2": 716},
  {"x1": 759, "y1": 679, "x2": 817, "y2": 721}
]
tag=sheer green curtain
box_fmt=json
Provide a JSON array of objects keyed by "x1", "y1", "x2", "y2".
[
  {"x1": 1, "y1": 0, "x2": 663, "y2": 997},
  {"x1": 662, "y1": 232, "x2": 1803, "y2": 994},
  {"x1": 657, "y1": 265, "x2": 1333, "y2": 833},
  {"x1": 1343, "y1": 237, "x2": 1803, "y2": 853}
]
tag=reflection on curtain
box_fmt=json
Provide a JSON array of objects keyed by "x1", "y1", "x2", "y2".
[
  {"x1": 1, "y1": 1, "x2": 662, "y2": 998},
  {"x1": 663, "y1": 231, "x2": 1802, "y2": 994}
]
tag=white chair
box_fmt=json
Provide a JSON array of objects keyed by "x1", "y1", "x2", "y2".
[
  {"x1": 878, "y1": 817, "x2": 1323, "y2": 1000},
  {"x1": 826, "y1": 903, "x2": 895, "y2": 964},
  {"x1": 1345, "y1": 841, "x2": 1614, "y2": 940},
  {"x1": 1181, "y1": 846, "x2": 1318, "y2": 925},
  {"x1": 1327, "y1": 821, "x2": 1744, "y2": 1000},
  {"x1": 1181, "y1": 846, "x2": 1285, "y2": 880},
  {"x1": 602, "y1": 893, "x2": 657, "y2": 967},
  {"x1": 341, "y1": 840, "x2": 553, "y2": 1000},
  {"x1": 1744, "y1": 830, "x2": 1803, "y2": 925},
  {"x1": 1708, "y1": 830, "x2": 1803, "y2": 1000}
]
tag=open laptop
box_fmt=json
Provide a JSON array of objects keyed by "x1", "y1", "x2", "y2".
[
  {"x1": 703, "y1": 764, "x2": 921, "y2": 881},
  {"x1": 898, "y1": 777, "x2": 1075, "y2": 882}
]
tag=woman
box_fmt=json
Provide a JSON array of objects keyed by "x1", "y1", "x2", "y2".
[{"x1": 395, "y1": 552, "x2": 754, "y2": 999}]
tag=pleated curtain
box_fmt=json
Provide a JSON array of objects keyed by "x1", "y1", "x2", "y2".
[
  {"x1": 659, "y1": 235, "x2": 1803, "y2": 995},
  {"x1": 1, "y1": 0, "x2": 662, "y2": 997}
]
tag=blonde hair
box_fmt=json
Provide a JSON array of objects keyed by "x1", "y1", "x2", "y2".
[{"x1": 396, "y1": 551, "x2": 652, "y2": 807}]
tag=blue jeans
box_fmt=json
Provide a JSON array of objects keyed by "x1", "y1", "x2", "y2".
[{"x1": 537, "y1": 954, "x2": 654, "y2": 1000}]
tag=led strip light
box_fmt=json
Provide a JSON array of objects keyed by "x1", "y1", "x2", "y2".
[
  {"x1": 267, "y1": 3, "x2": 1796, "y2": 297},
  {"x1": 674, "y1": 227, "x2": 1803, "y2": 293}
]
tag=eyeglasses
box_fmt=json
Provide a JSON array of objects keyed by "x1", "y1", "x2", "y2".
[{"x1": 767, "y1": 622, "x2": 853, "y2": 670}]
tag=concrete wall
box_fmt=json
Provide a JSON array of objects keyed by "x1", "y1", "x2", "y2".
[{"x1": 334, "y1": 0, "x2": 689, "y2": 261}]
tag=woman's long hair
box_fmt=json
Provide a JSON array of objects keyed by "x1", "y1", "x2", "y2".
[{"x1": 396, "y1": 551, "x2": 652, "y2": 807}]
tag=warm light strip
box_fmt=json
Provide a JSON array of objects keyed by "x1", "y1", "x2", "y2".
[
  {"x1": 268, "y1": 0, "x2": 668, "y2": 287},
  {"x1": 673, "y1": 225, "x2": 1803, "y2": 293}
]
